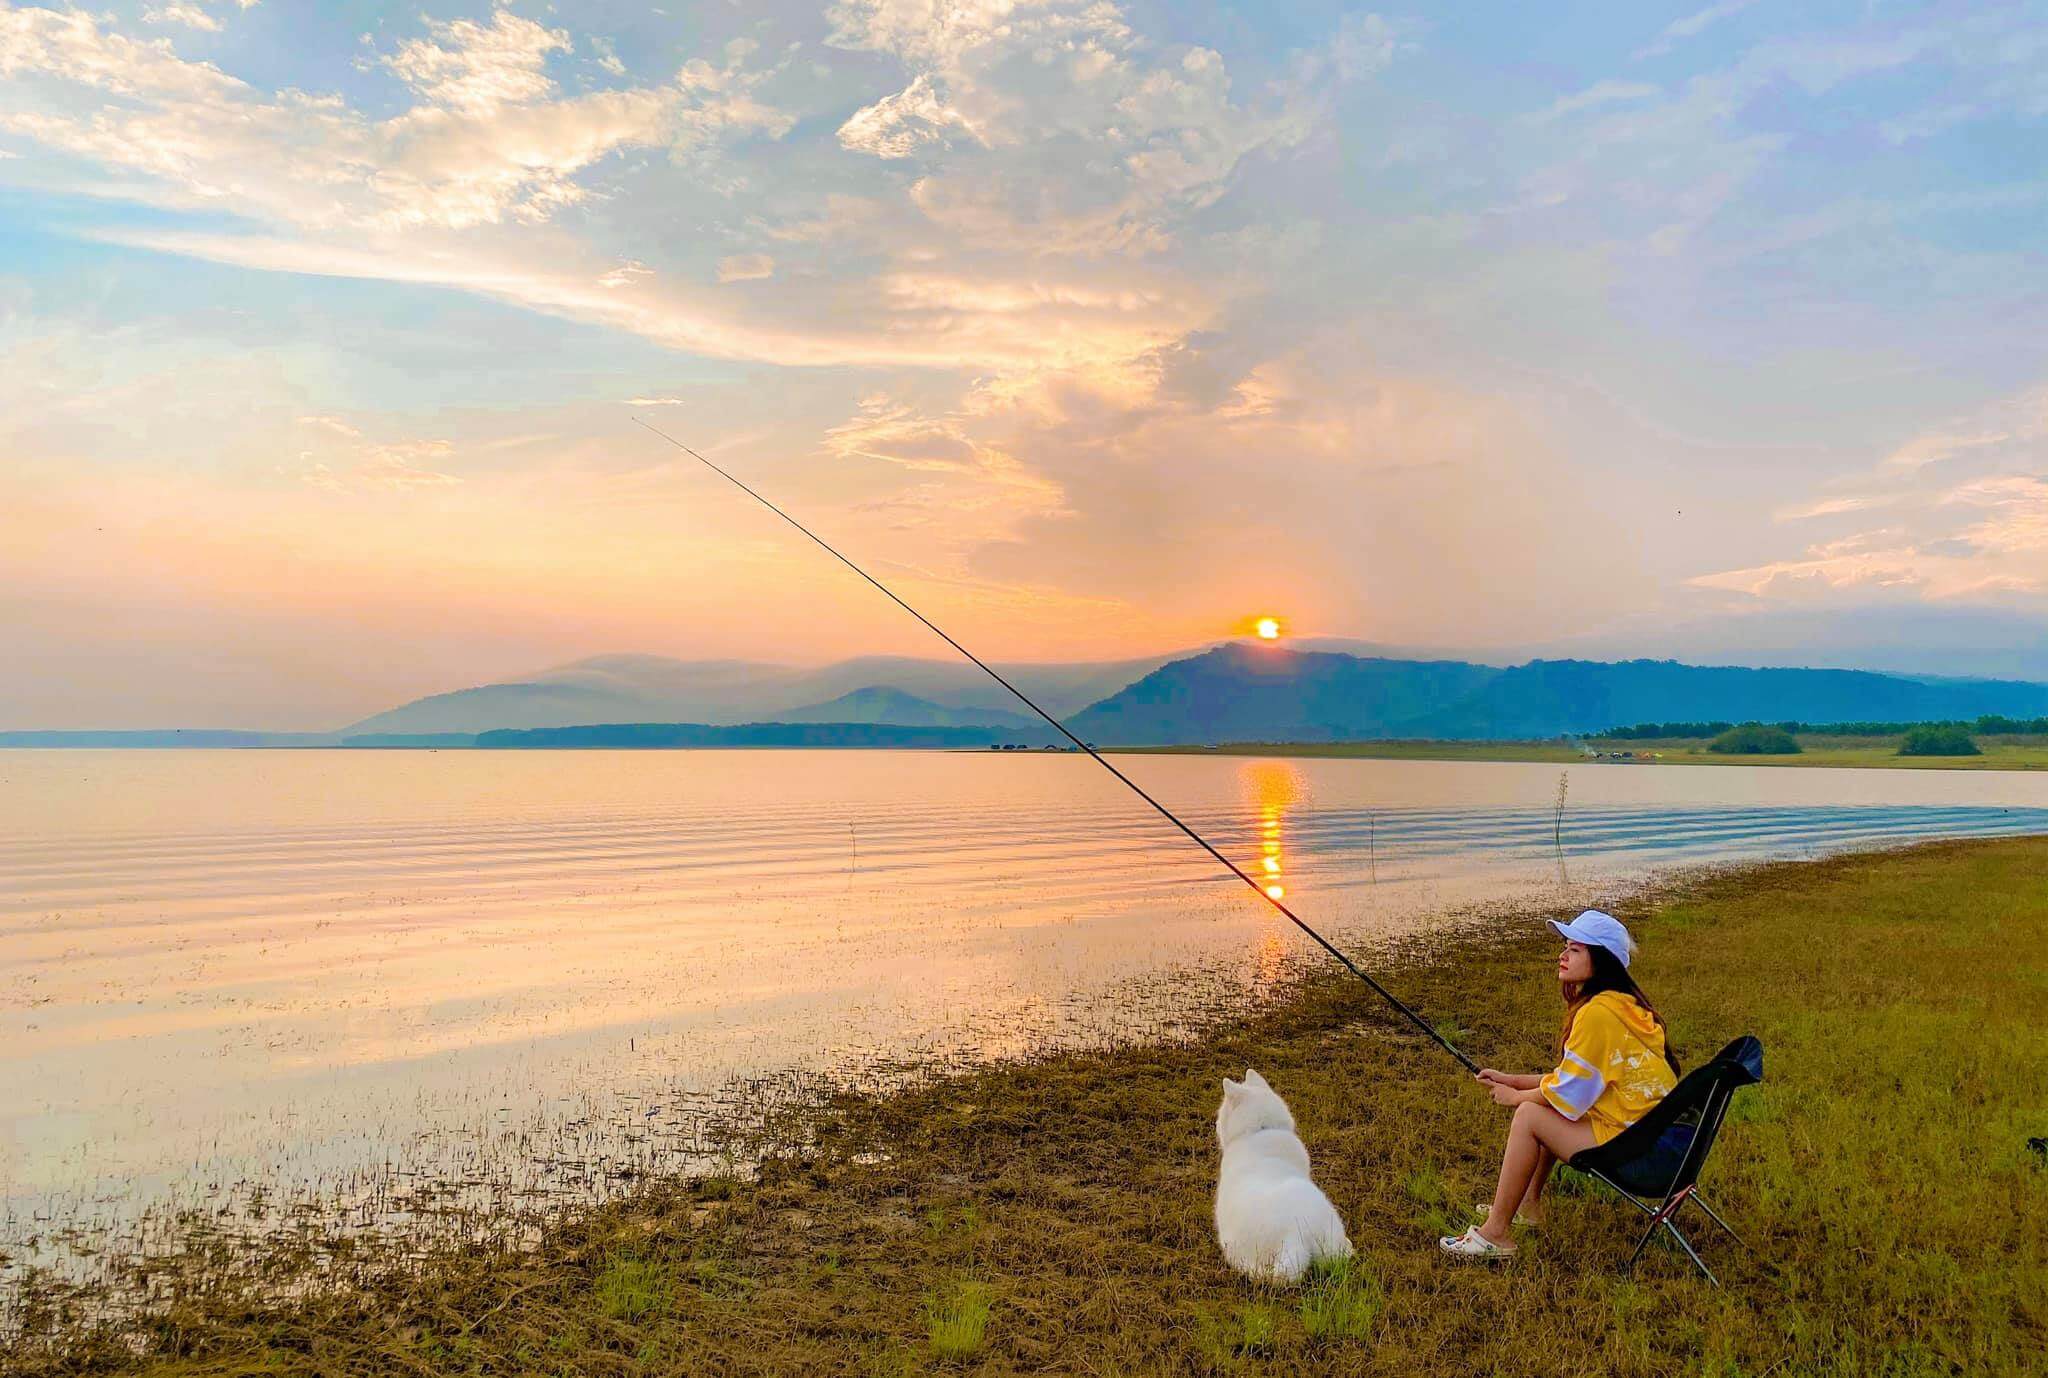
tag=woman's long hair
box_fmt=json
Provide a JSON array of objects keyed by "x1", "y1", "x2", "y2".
[{"x1": 1559, "y1": 943, "x2": 1681, "y2": 1076}]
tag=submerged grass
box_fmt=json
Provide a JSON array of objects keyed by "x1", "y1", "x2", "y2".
[{"x1": 6, "y1": 837, "x2": 2044, "y2": 1376}]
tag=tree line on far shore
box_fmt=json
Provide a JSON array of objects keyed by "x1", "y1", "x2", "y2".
[
  {"x1": 1595, "y1": 717, "x2": 2033, "y2": 757},
  {"x1": 1601, "y1": 714, "x2": 2048, "y2": 739}
]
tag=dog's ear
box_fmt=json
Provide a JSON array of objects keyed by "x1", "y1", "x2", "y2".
[
  {"x1": 1244, "y1": 1068, "x2": 1268, "y2": 1089},
  {"x1": 1221, "y1": 1077, "x2": 1240, "y2": 1097}
]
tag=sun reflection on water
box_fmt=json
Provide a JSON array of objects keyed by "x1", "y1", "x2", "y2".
[{"x1": 1240, "y1": 760, "x2": 1307, "y2": 904}]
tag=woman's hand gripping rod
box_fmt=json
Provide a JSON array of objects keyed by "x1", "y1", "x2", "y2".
[{"x1": 633, "y1": 417, "x2": 1480, "y2": 1076}]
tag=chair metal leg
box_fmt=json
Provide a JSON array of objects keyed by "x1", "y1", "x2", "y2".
[
  {"x1": 1661, "y1": 1216, "x2": 1721, "y2": 1287},
  {"x1": 1621, "y1": 1185, "x2": 1723, "y2": 1285},
  {"x1": 1690, "y1": 1192, "x2": 1749, "y2": 1252},
  {"x1": 1624, "y1": 1216, "x2": 1659, "y2": 1273}
]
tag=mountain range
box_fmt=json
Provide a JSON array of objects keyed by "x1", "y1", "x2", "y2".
[
  {"x1": 341, "y1": 652, "x2": 1174, "y2": 735},
  {"x1": 1066, "y1": 645, "x2": 2048, "y2": 743},
  {"x1": 10, "y1": 644, "x2": 2048, "y2": 748}
]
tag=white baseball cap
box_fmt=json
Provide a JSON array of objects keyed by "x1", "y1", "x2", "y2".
[{"x1": 1549, "y1": 909, "x2": 1635, "y2": 968}]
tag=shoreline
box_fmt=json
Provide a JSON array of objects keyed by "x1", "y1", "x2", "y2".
[
  {"x1": 8, "y1": 737, "x2": 2044, "y2": 770},
  {"x1": 1111, "y1": 738, "x2": 2048, "y2": 770},
  {"x1": 7, "y1": 836, "x2": 2044, "y2": 1375}
]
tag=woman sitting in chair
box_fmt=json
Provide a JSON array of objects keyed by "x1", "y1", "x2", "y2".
[{"x1": 1439, "y1": 909, "x2": 1679, "y2": 1260}]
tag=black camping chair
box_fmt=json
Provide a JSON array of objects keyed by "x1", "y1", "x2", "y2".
[{"x1": 1565, "y1": 1035, "x2": 1763, "y2": 1286}]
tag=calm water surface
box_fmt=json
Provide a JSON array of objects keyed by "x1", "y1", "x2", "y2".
[{"x1": 3, "y1": 748, "x2": 2044, "y2": 1281}]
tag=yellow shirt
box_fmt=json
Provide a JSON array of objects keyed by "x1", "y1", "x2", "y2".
[{"x1": 1539, "y1": 991, "x2": 1676, "y2": 1144}]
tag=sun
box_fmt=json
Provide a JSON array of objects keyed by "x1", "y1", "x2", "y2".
[{"x1": 1254, "y1": 617, "x2": 1282, "y2": 640}]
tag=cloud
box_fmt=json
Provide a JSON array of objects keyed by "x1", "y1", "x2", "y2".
[
  {"x1": 1883, "y1": 384, "x2": 2048, "y2": 471},
  {"x1": 0, "y1": 5, "x2": 244, "y2": 100},
  {"x1": 827, "y1": 1, "x2": 1381, "y2": 256},
  {"x1": 298, "y1": 436, "x2": 460, "y2": 492},
  {"x1": 296, "y1": 414, "x2": 361, "y2": 438},
  {"x1": 357, "y1": 440, "x2": 461, "y2": 489},
  {"x1": 716, "y1": 252, "x2": 774, "y2": 283},
  {"x1": 1694, "y1": 381, "x2": 2048, "y2": 608},
  {"x1": 1529, "y1": 80, "x2": 1659, "y2": 123},
  {"x1": 1942, "y1": 475, "x2": 2048, "y2": 559},
  {"x1": 837, "y1": 72, "x2": 984, "y2": 158},
  {"x1": 97, "y1": 225, "x2": 1192, "y2": 378},
  {"x1": 0, "y1": 6, "x2": 779, "y2": 232},
  {"x1": 1877, "y1": 10, "x2": 2048, "y2": 144},
  {"x1": 1632, "y1": 0, "x2": 1761, "y2": 61},
  {"x1": 1326, "y1": 12, "x2": 1396, "y2": 81},
  {"x1": 821, "y1": 391, "x2": 1069, "y2": 555},
  {"x1": 671, "y1": 43, "x2": 798, "y2": 157},
  {"x1": 384, "y1": 9, "x2": 566, "y2": 114},
  {"x1": 1, "y1": 0, "x2": 1374, "y2": 418},
  {"x1": 143, "y1": 4, "x2": 221, "y2": 32}
]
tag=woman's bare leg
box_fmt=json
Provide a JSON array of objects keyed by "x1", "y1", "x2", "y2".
[
  {"x1": 1519, "y1": 1145, "x2": 1555, "y2": 1223},
  {"x1": 1478, "y1": 1102, "x2": 1597, "y2": 1245}
]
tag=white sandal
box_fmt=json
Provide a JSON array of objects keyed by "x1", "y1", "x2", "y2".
[
  {"x1": 1439, "y1": 1225, "x2": 1516, "y2": 1259},
  {"x1": 1474, "y1": 1202, "x2": 1537, "y2": 1227}
]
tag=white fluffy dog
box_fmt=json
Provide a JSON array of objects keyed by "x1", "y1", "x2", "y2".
[{"x1": 1213, "y1": 1068, "x2": 1353, "y2": 1284}]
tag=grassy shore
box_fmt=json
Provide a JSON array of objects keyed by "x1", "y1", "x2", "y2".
[
  {"x1": 10, "y1": 839, "x2": 2046, "y2": 1376},
  {"x1": 1117, "y1": 736, "x2": 2048, "y2": 769}
]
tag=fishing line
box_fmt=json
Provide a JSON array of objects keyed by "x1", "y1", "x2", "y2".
[{"x1": 633, "y1": 417, "x2": 1480, "y2": 1075}]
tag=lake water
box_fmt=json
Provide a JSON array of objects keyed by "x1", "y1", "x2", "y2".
[{"x1": 3, "y1": 748, "x2": 2044, "y2": 1288}]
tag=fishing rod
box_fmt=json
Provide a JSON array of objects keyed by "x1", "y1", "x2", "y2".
[{"x1": 633, "y1": 417, "x2": 1480, "y2": 1076}]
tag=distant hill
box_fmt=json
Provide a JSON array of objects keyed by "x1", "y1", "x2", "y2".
[
  {"x1": 1064, "y1": 646, "x2": 2048, "y2": 744},
  {"x1": 1423, "y1": 658, "x2": 2048, "y2": 739},
  {"x1": 474, "y1": 721, "x2": 1062, "y2": 749},
  {"x1": 1065, "y1": 645, "x2": 1500, "y2": 743},
  {"x1": 345, "y1": 651, "x2": 1177, "y2": 735},
  {"x1": 775, "y1": 688, "x2": 1038, "y2": 730}
]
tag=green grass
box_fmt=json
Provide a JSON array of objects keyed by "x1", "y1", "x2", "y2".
[
  {"x1": 7, "y1": 838, "x2": 2045, "y2": 1376},
  {"x1": 592, "y1": 1254, "x2": 670, "y2": 1322},
  {"x1": 924, "y1": 1279, "x2": 992, "y2": 1361},
  {"x1": 1298, "y1": 1256, "x2": 1382, "y2": 1343}
]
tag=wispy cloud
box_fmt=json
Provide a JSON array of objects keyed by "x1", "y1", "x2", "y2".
[
  {"x1": 1528, "y1": 80, "x2": 1659, "y2": 123},
  {"x1": 356, "y1": 440, "x2": 461, "y2": 490},
  {"x1": 1884, "y1": 385, "x2": 2048, "y2": 471},
  {"x1": 1697, "y1": 379, "x2": 2048, "y2": 606},
  {"x1": 1632, "y1": 0, "x2": 1761, "y2": 61},
  {"x1": 716, "y1": 253, "x2": 774, "y2": 283},
  {"x1": 597, "y1": 261, "x2": 653, "y2": 289},
  {"x1": 143, "y1": 4, "x2": 221, "y2": 32},
  {"x1": 296, "y1": 414, "x2": 361, "y2": 439}
]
